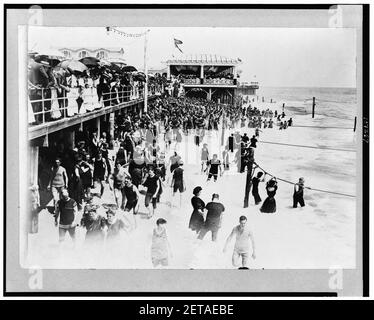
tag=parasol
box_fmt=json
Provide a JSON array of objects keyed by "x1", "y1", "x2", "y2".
[
  {"x1": 79, "y1": 57, "x2": 100, "y2": 67},
  {"x1": 132, "y1": 72, "x2": 146, "y2": 82},
  {"x1": 58, "y1": 60, "x2": 88, "y2": 73},
  {"x1": 122, "y1": 65, "x2": 137, "y2": 73}
]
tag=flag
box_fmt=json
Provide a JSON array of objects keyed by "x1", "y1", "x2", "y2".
[{"x1": 174, "y1": 38, "x2": 183, "y2": 53}]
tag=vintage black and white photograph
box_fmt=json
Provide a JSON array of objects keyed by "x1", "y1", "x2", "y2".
[
  {"x1": 4, "y1": 3, "x2": 368, "y2": 296},
  {"x1": 24, "y1": 25, "x2": 358, "y2": 269}
]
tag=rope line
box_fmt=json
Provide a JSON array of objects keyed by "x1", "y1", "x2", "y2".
[
  {"x1": 292, "y1": 125, "x2": 354, "y2": 130},
  {"x1": 312, "y1": 113, "x2": 354, "y2": 121},
  {"x1": 259, "y1": 140, "x2": 356, "y2": 153},
  {"x1": 254, "y1": 163, "x2": 356, "y2": 198}
]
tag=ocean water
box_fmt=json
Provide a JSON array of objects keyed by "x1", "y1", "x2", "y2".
[{"x1": 257, "y1": 86, "x2": 357, "y2": 121}]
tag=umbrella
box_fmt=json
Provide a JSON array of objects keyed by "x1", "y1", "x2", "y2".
[
  {"x1": 110, "y1": 61, "x2": 127, "y2": 69},
  {"x1": 28, "y1": 51, "x2": 38, "y2": 59},
  {"x1": 28, "y1": 60, "x2": 50, "y2": 87},
  {"x1": 79, "y1": 57, "x2": 100, "y2": 67},
  {"x1": 108, "y1": 63, "x2": 121, "y2": 73},
  {"x1": 53, "y1": 66, "x2": 70, "y2": 78},
  {"x1": 34, "y1": 54, "x2": 51, "y2": 65},
  {"x1": 49, "y1": 58, "x2": 61, "y2": 68},
  {"x1": 58, "y1": 59, "x2": 88, "y2": 73},
  {"x1": 132, "y1": 72, "x2": 146, "y2": 82},
  {"x1": 98, "y1": 59, "x2": 112, "y2": 66},
  {"x1": 34, "y1": 53, "x2": 62, "y2": 67},
  {"x1": 122, "y1": 65, "x2": 137, "y2": 72}
]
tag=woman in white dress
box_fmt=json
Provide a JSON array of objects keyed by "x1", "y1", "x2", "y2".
[
  {"x1": 92, "y1": 77, "x2": 101, "y2": 109},
  {"x1": 50, "y1": 86, "x2": 61, "y2": 119},
  {"x1": 80, "y1": 82, "x2": 92, "y2": 113},
  {"x1": 66, "y1": 75, "x2": 79, "y2": 116}
]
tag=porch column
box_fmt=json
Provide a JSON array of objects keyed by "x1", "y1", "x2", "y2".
[
  {"x1": 29, "y1": 145, "x2": 39, "y2": 187},
  {"x1": 208, "y1": 88, "x2": 212, "y2": 101},
  {"x1": 96, "y1": 116, "x2": 101, "y2": 138},
  {"x1": 109, "y1": 112, "x2": 115, "y2": 147},
  {"x1": 167, "y1": 65, "x2": 171, "y2": 80},
  {"x1": 66, "y1": 130, "x2": 75, "y2": 149},
  {"x1": 200, "y1": 65, "x2": 204, "y2": 79}
]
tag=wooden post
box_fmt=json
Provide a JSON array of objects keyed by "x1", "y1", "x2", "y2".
[
  {"x1": 312, "y1": 97, "x2": 316, "y2": 118},
  {"x1": 96, "y1": 116, "x2": 101, "y2": 139},
  {"x1": 262, "y1": 96, "x2": 264, "y2": 103},
  {"x1": 144, "y1": 30, "x2": 149, "y2": 113},
  {"x1": 243, "y1": 161, "x2": 254, "y2": 208},
  {"x1": 109, "y1": 112, "x2": 115, "y2": 149},
  {"x1": 354, "y1": 116, "x2": 357, "y2": 132},
  {"x1": 282, "y1": 103, "x2": 285, "y2": 112}
]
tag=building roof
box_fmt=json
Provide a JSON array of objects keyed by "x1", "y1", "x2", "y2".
[
  {"x1": 166, "y1": 54, "x2": 241, "y2": 65},
  {"x1": 57, "y1": 47, "x2": 124, "y2": 53}
]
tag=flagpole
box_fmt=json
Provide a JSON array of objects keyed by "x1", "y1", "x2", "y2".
[{"x1": 144, "y1": 29, "x2": 150, "y2": 113}]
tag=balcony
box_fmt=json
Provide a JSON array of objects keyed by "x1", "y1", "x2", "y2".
[
  {"x1": 183, "y1": 78, "x2": 201, "y2": 85},
  {"x1": 28, "y1": 85, "x2": 163, "y2": 140},
  {"x1": 204, "y1": 78, "x2": 235, "y2": 85}
]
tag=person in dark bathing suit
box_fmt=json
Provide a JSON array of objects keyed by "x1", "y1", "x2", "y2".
[
  {"x1": 93, "y1": 152, "x2": 107, "y2": 198},
  {"x1": 123, "y1": 177, "x2": 141, "y2": 229},
  {"x1": 171, "y1": 160, "x2": 185, "y2": 208},
  {"x1": 142, "y1": 167, "x2": 161, "y2": 218},
  {"x1": 206, "y1": 154, "x2": 222, "y2": 182},
  {"x1": 189, "y1": 186, "x2": 205, "y2": 234},
  {"x1": 293, "y1": 177, "x2": 305, "y2": 208},
  {"x1": 252, "y1": 171, "x2": 265, "y2": 205}
]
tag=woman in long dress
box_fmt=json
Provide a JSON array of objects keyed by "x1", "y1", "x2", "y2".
[
  {"x1": 260, "y1": 178, "x2": 278, "y2": 213},
  {"x1": 188, "y1": 186, "x2": 205, "y2": 234},
  {"x1": 81, "y1": 83, "x2": 93, "y2": 113},
  {"x1": 50, "y1": 86, "x2": 61, "y2": 119},
  {"x1": 66, "y1": 75, "x2": 79, "y2": 116},
  {"x1": 92, "y1": 78, "x2": 101, "y2": 110}
]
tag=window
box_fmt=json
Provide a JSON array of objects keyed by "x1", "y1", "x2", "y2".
[
  {"x1": 79, "y1": 50, "x2": 88, "y2": 58},
  {"x1": 63, "y1": 50, "x2": 71, "y2": 59},
  {"x1": 96, "y1": 50, "x2": 107, "y2": 59}
]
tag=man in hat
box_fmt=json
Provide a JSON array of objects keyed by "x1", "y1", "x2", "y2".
[{"x1": 293, "y1": 177, "x2": 305, "y2": 208}]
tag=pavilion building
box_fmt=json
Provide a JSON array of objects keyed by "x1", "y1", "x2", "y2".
[{"x1": 166, "y1": 54, "x2": 241, "y2": 104}]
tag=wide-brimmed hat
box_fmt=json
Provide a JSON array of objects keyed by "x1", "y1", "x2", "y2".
[{"x1": 193, "y1": 186, "x2": 202, "y2": 196}]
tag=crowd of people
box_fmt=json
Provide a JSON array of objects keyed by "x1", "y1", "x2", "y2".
[
  {"x1": 28, "y1": 53, "x2": 165, "y2": 125},
  {"x1": 30, "y1": 93, "x2": 306, "y2": 269}
]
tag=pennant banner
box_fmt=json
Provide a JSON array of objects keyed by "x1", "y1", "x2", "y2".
[{"x1": 106, "y1": 27, "x2": 146, "y2": 38}]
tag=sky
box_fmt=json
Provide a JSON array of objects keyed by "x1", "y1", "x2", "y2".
[{"x1": 28, "y1": 26, "x2": 357, "y2": 88}]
